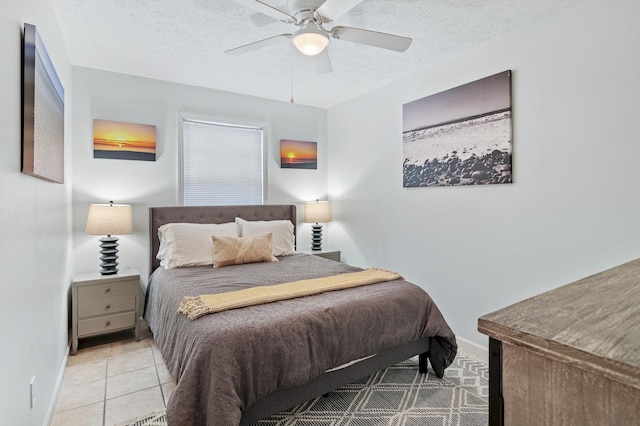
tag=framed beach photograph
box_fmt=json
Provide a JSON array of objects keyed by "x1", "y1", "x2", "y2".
[
  {"x1": 402, "y1": 70, "x2": 513, "y2": 187},
  {"x1": 22, "y1": 23, "x2": 65, "y2": 183},
  {"x1": 280, "y1": 139, "x2": 317, "y2": 169},
  {"x1": 93, "y1": 119, "x2": 156, "y2": 161}
]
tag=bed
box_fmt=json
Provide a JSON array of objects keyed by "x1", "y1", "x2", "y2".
[{"x1": 144, "y1": 204, "x2": 457, "y2": 425}]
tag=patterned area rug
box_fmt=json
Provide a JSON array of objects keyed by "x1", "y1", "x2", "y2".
[
  {"x1": 118, "y1": 352, "x2": 488, "y2": 426},
  {"x1": 115, "y1": 411, "x2": 166, "y2": 426}
]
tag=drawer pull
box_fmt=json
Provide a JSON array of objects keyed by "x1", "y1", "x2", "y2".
[
  {"x1": 106, "y1": 321, "x2": 111, "y2": 327},
  {"x1": 105, "y1": 304, "x2": 111, "y2": 310},
  {"x1": 105, "y1": 288, "x2": 111, "y2": 293}
]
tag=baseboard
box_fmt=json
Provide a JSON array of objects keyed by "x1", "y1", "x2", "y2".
[
  {"x1": 456, "y1": 336, "x2": 488, "y2": 364},
  {"x1": 44, "y1": 344, "x2": 70, "y2": 426}
]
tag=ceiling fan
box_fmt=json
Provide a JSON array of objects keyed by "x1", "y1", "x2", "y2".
[{"x1": 226, "y1": 0, "x2": 412, "y2": 74}]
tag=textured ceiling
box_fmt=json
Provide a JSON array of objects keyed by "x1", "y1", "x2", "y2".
[{"x1": 52, "y1": 0, "x2": 583, "y2": 108}]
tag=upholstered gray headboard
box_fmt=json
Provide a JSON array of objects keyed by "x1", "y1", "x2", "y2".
[{"x1": 148, "y1": 204, "x2": 297, "y2": 273}]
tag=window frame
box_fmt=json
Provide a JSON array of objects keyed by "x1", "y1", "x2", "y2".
[{"x1": 178, "y1": 114, "x2": 268, "y2": 206}]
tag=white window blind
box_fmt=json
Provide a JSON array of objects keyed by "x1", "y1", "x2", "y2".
[{"x1": 182, "y1": 119, "x2": 264, "y2": 206}]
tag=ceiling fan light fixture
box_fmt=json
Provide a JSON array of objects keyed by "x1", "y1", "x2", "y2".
[{"x1": 292, "y1": 23, "x2": 329, "y2": 56}]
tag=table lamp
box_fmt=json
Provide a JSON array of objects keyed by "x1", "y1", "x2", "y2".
[
  {"x1": 304, "y1": 200, "x2": 332, "y2": 251},
  {"x1": 85, "y1": 201, "x2": 132, "y2": 275}
]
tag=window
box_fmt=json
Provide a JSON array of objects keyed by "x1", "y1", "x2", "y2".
[{"x1": 181, "y1": 119, "x2": 264, "y2": 206}]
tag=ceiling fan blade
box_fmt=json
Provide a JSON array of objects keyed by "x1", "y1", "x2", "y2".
[
  {"x1": 309, "y1": 48, "x2": 333, "y2": 74},
  {"x1": 233, "y1": 0, "x2": 295, "y2": 23},
  {"x1": 249, "y1": 12, "x2": 278, "y2": 27},
  {"x1": 315, "y1": 0, "x2": 364, "y2": 22},
  {"x1": 225, "y1": 34, "x2": 291, "y2": 55},
  {"x1": 331, "y1": 26, "x2": 412, "y2": 52}
]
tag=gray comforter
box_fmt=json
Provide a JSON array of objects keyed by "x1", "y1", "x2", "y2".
[{"x1": 144, "y1": 253, "x2": 457, "y2": 425}]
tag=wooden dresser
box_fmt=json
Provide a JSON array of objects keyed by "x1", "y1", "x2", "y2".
[
  {"x1": 71, "y1": 268, "x2": 140, "y2": 354},
  {"x1": 478, "y1": 258, "x2": 640, "y2": 426}
]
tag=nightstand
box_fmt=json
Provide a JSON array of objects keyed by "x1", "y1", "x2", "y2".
[
  {"x1": 309, "y1": 250, "x2": 341, "y2": 262},
  {"x1": 71, "y1": 268, "x2": 140, "y2": 355}
]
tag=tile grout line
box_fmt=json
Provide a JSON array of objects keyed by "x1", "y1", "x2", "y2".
[
  {"x1": 151, "y1": 344, "x2": 168, "y2": 408},
  {"x1": 103, "y1": 342, "x2": 111, "y2": 426},
  {"x1": 52, "y1": 338, "x2": 158, "y2": 425}
]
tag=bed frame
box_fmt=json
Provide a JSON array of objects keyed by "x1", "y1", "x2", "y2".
[{"x1": 148, "y1": 204, "x2": 430, "y2": 425}]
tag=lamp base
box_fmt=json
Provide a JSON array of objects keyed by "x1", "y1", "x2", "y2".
[
  {"x1": 98, "y1": 236, "x2": 119, "y2": 275},
  {"x1": 311, "y1": 223, "x2": 323, "y2": 251}
]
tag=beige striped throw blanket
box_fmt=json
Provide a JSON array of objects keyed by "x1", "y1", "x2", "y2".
[{"x1": 178, "y1": 268, "x2": 402, "y2": 320}]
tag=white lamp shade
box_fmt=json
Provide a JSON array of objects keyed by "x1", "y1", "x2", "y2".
[
  {"x1": 292, "y1": 23, "x2": 329, "y2": 56},
  {"x1": 85, "y1": 203, "x2": 133, "y2": 236},
  {"x1": 305, "y1": 201, "x2": 332, "y2": 223}
]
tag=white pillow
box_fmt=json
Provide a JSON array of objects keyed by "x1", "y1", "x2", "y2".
[
  {"x1": 157, "y1": 222, "x2": 239, "y2": 269},
  {"x1": 235, "y1": 217, "x2": 295, "y2": 256}
]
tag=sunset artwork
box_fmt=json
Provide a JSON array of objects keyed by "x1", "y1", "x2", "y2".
[
  {"x1": 93, "y1": 119, "x2": 156, "y2": 161},
  {"x1": 280, "y1": 139, "x2": 317, "y2": 169}
]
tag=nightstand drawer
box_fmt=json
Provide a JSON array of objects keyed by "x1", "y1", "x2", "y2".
[
  {"x1": 78, "y1": 311, "x2": 136, "y2": 337},
  {"x1": 78, "y1": 295, "x2": 136, "y2": 318},
  {"x1": 77, "y1": 280, "x2": 135, "y2": 300}
]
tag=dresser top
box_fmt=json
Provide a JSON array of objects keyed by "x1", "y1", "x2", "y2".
[{"x1": 478, "y1": 257, "x2": 640, "y2": 389}]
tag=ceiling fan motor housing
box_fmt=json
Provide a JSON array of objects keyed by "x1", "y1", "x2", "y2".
[{"x1": 288, "y1": 0, "x2": 325, "y2": 23}]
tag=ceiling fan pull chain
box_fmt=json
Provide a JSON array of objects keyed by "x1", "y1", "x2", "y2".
[{"x1": 290, "y1": 44, "x2": 295, "y2": 103}]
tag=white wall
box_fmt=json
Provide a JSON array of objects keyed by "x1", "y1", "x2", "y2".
[
  {"x1": 3, "y1": 1, "x2": 636, "y2": 422},
  {"x1": 71, "y1": 67, "x2": 328, "y2": 281},
  {"x1": 0, "y1": 0, "x2": 73, "y2": 424},
  {"x1": 327, "y1": 0, "x2": 640, "y2": 347}
]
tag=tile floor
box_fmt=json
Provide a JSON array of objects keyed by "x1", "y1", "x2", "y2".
[{"x1": 50, "y1": 331, "x2": 175, "y2": 426}]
